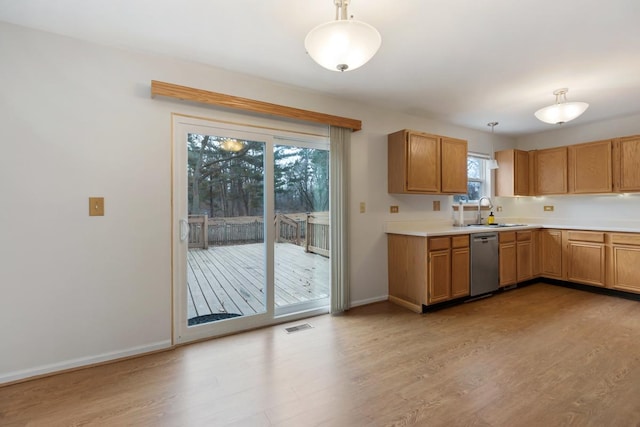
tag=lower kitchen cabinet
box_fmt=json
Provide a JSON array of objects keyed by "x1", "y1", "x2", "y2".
[
  {"x1": 387, "y1": 234, "x2": 469, "y2": 312},
  {"x1": 499, "y1": 232, "x2": 517, "y2": 287},
  {"x1": 388, "y1": 228, "x2": 640, "y2": 315},
  {"x1": 609, "y1": 233, "x2": 640, "y2": 293},
  {"x1": 499, "y1": 230, "x2": 533, "y2": 286},
  {"x1": 516, "y1": 231, "x2": 534, "y2": 282},
  {"x1": 387, "y1": 234, "x2": 426, "y2": 312},
  {"x1": 566, "y1": 231, "x2": 606, "y2": 287},
  {"x1": 427, "y1": 235, "x2": 470, "y2": 304},
  {"x1": 541, "y1": 229, "x2": 563, "y2": 279},
  {"x1": 428, "y1": 240, "x2": 451, "y2": 304}
]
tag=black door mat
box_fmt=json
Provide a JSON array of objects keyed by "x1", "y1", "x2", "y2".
[{"x1": 188, "y1": 313, "x2": 242, "y2": 326}]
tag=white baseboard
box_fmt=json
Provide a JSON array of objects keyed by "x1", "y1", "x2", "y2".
[
  {"x1": 350, "y1": 294, "x2": 389, "y2": 308},
  {"x1": 0, "y1": 340, "x2": 172, "y2": 385}
]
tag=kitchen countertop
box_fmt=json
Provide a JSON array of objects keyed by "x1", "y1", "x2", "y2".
[{"x1": 384, "y1": 222, "x2": 640, "y2": 237}]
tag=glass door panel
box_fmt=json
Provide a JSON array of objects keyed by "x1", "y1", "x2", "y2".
[
  {"x1": 273, "y1": 143, "x2": 330, "y2": 315},
  {"x1": 186, "y1": 133, "x2": 267, "y2": 326}
]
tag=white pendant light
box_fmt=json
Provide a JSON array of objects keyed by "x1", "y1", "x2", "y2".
[
  {"x1": 534, "y1": 88, "x2": 589, "y2": 124},
  {"x1": 487, "y1": 121, "x2": 499, "y2": 170},
  {"x1": 305, "y1": 0, "x2": 381, "y2": 72}
]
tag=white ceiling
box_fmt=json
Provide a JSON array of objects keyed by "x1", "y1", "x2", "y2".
[{"x1": 2, "y1": 0, "x2": 640, "y2": 136}]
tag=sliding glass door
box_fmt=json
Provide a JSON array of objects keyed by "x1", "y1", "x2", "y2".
[{"x1": 172, "y1": 116, "x2": 329, "y2": 344}]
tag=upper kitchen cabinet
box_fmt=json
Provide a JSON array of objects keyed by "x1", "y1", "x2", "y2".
[
  {"x1": 568, "y1": 139, "x2": 612, "y2": 194},
  {"x1": 613, "y1": 135, "x2": 640, "y2": 192},
  {"x1": 495, "y1": 149, "x2": 530, "y2": 196},
  {"x1": 440, "y1": 137, "x2": 468, "y2": 193},
  {"x1": 388, "y1": 129, "x2": 467, "y2": 194},
  {"x1": 533, "y1": 146, "x2": 568, "y2": 195}
]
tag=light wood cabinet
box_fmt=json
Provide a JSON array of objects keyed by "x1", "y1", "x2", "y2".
[
  {"x1": 428, "y1": 240, "x2": 451, "y2": 304},
  {"x1": 428, "y1": 235, "x2": 470, "y2": 304},
  {"x1": 495, "y1": 149, "x2": 530, "y2": 196},
  {"x1": 531, "y1": 229, "x2": 541, "y2": 277},
  {"x1": 388, "y1": 129, "x2": 467, "y2": 194},
  {"x1": 608, "y1": 233, "x2": 640, "y2": 294},
  {"x1": 565, "y1": 231, "x2": 606, "y2": 287},
  {"x1": 540, "y1": 229, "x2": 563, "y2": 279},
  {"x1": 613, "y1": 135, "x2": 640, "y2": 192},
  {"x1": 387, "y1": 234, "x2": 426, "y2": 311},
  {"x1": 441, "y1": 137, "x2": 469, "y2": 194},
  {"x1": 387, "y1": 234, "x2": 470, "y2": 311},
  {"x1": 534, "y1": 147, "x2": 568, "y2": 195},
  {"x1": 451, "y1": 236, "x2": 471, "y2": 299},
  {"x1": 499, "y1": 230, "x2": 533, "y2": 286},
  {"x1": 499, "y1": 231, "x2": 517, "y2": 287},
  {"x1": 568, "y1": 140, "x2": 612, "y2": 194},
  {"x1": 516, "y1": 231, "x2": 534, "y2": 282}
]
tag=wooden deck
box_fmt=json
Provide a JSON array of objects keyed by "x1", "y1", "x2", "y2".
[{"x1": 187, "y1": 242, "x2": 330, "y2": 320}]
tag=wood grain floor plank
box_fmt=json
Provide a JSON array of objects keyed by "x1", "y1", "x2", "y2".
[{"x1": 1, "y1": 284, "x2": 639, "y2": 426}]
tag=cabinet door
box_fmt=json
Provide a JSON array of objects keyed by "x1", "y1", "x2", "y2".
[
  {"x1": 611, "y1": 245, "x2": 640, "y2": 294},
  {"x1": 407, "y1": 132, "x2": 440, "y2": 192},
  {"x1": 496, "y1": 150, "x2": 530, "y2": 197},
  {"x1": 440, "y1": 137, "x2": 468, "y2": 194},
  {"x1": 451, "y1": 247, "x2": 470, "y2": 298},
  {"x1": 541, "y1": 229, "x2": 563, "y2": 279},
  {"x1": 531, "y1": 229, "x2": 541, "y2": 277},
  {"x1": 567, "y1": 242, "x2": 605, "y2": 286},
  {"x1": 514, "y1": 150, "x2": 530, "y2": 195},
  {"x1": 428, "y1": 249, "x2": 451, "y2": 303},
  {"x1": 613, "y1": 136, "x2": 640, "y2": 192},
  {"x1": 535, "y1": 147, "x2": 568, "y2": 195},
  {"x1": 516, "y1": 240, "x2": 533, "y2": 282},
  {"x1": 499, "y1": 242, "x2": 517, "y2": 286},
  {"x1": 568, "y1": 140, "x2": 612, "y2": 194}
]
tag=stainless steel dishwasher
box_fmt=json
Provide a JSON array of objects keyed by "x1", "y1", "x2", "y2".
[{"x1": 470, "y1": 232, "x2": 499, "y2": 297}]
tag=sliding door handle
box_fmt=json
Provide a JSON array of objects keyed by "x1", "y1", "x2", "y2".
[{"x1": 179, "y1": 219, "x2": 189, "y2": 241}]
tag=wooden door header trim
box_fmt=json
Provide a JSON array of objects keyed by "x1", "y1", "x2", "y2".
[{"x1": 151, "y1": 80, "x2": 362, "y2": 132}]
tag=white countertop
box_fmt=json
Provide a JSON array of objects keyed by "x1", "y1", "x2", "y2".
[{"x1": 384, "y1": 221, "x2": 640, "y2": 237}]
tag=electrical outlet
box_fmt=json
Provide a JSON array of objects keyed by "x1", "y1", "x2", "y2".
[
  {"x1": 496, "y1": 206, "x2": 503, "y2": 212},
  {"x1": 544, "y1": 205, "x2": 554, "y2": 212},
  {"x1": 390, "y1": 205, "x2": 399, "y2": 213},
  {"x1": 359, "y1": 202, "x2": 366, "y2": 214},
  {"x1": 433, "y1": 200, "x2": 440, "y2": 211}
]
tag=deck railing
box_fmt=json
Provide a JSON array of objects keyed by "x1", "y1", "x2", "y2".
[
  {"x1": 306, "y1": 213, "x2": 329, "y2": 257},
  {"x1": 188, "y1": 212, "x2": 329, "y2": 256}
]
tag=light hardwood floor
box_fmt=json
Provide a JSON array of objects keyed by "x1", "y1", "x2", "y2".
[{"x1": 1, "y1": 283, "x2": 639, "y2": 426}]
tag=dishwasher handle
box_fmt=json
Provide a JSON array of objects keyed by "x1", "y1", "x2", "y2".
[{"x1": 473, "y1": 234, "x2": 498, "y2": 243}]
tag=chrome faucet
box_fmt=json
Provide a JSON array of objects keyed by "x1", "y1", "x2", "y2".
[{"x1": 477, "y1": 196, "x2": 493, "y2": 224}]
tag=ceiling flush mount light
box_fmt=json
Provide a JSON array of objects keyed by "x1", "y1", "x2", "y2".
[
  {"x1": 487, "y1": 121, "x2": 499, "y2": 170},
  {"x1": 534, "y1": 88, "x2": 589, "y2": 125},
  {"x1": 304, "y1": 0, "x2": 382, "y2": 72}
]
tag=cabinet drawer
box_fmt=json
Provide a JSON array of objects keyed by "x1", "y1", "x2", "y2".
[
  {"x1": 429, "y1": 236, "x2": 451, "y2": 250},
  {"x1": 516, "y1": 231, "x2": 532, "y2": 241},
  {"x1": 567, "y1": 231, "x2": 605, "y2": 243},
  {"x1": 499, "y1": 231, "x2": 516, "y2": 243},
  {"x1": 610, "y1": 233, "x2": 640, "y2": 246},
  {"x1": 451, "y1": 235, "x2": 469, "y2": 248}
]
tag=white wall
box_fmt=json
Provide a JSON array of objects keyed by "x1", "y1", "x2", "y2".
[
  {"x1": 0, "y1": 22, "x2": 512, "y2": 383},
  {"x1": 493, "y1": 114, "x2": 640, "y2": 227}
]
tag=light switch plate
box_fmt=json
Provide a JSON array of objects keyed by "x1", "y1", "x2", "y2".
[
  {"x1": 89, "y1": 197, "x2": 105, "y2": 216},
  {"x1": 390, "y1": 205, "x2": 399, "y2": 213},
  {"x1": 359, "y1": 202, "x2": 366, "y2": 213},
  {"x1": 433, "y1": 200, "x2": 441, "y2": 211}
]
